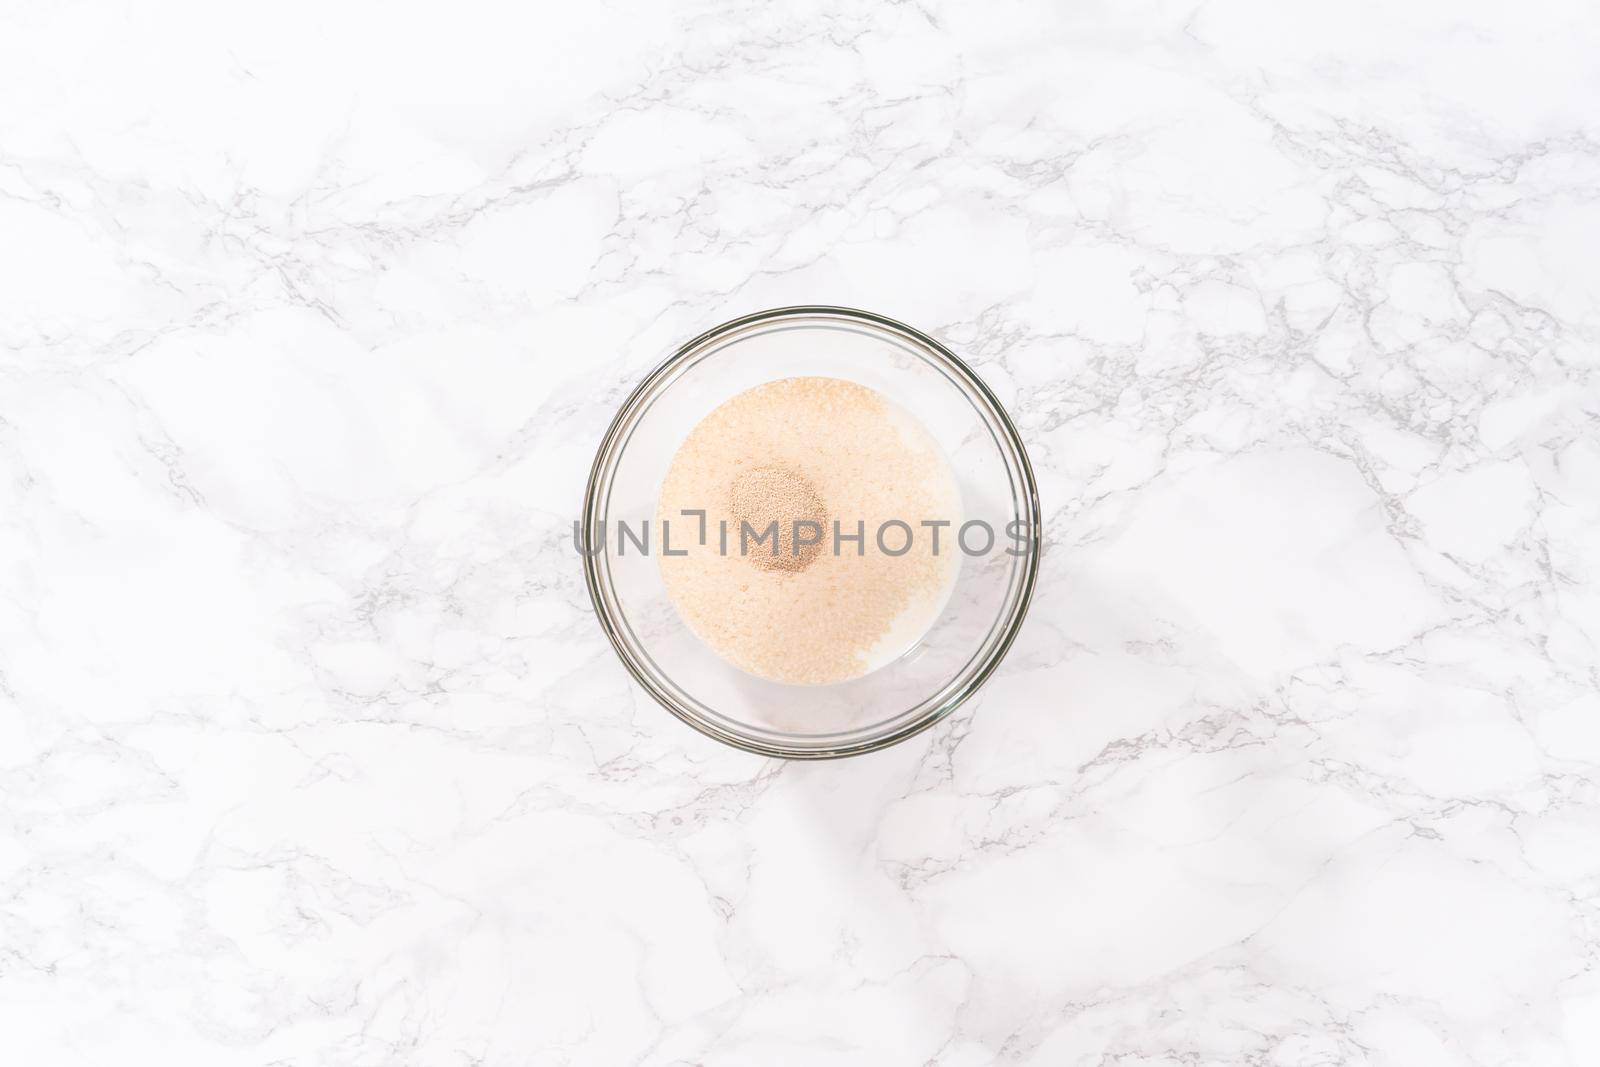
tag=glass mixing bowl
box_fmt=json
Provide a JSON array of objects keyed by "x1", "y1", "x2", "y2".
[{"x1": 582, "y1": 306, "x2": 1040, "y2": 758}]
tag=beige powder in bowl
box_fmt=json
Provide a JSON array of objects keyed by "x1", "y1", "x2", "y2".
[{"x1": 657, "y1": 377, "x2": 961, "y2": 685}]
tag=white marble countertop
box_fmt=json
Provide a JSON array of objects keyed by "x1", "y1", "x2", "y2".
[{"x1": 4, "y1": 1, "x2": 1599, "y2": 1063}]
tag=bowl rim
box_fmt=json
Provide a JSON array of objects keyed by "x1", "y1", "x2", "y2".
[{"x1": 582, "y1": 305, "x2": 1041, "y2": 759}]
